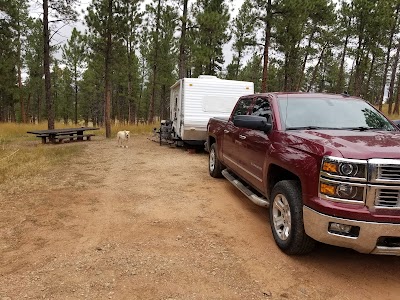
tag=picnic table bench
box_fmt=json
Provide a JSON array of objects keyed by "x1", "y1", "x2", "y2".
[{"x1": 27, "y1": 127, "x2": 99, "y2": 144}]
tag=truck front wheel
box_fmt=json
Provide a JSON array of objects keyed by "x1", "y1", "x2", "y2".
[
  {"x1": 269, "y1": 180, "x2": 315, "y2": 255},
  {"x1": 209, "y1": 143, "x2": 224, "y2": 178}
]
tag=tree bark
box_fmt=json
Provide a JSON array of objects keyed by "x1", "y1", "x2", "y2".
[
  {"x1": 307, "y1": 43, "x2": 327, "y2": 92},
  {"x1": 43, "y1": 0, "x2": 54, "y2": 130},
  {"x1": 261, "y1": 0, "x2": 272, "y2": 93},
  {"x1": 178, "y1": 0, "x2": 188, "y2": 79},
  {"x1": 74, "y1": 65, "x2": 78, "y2": 124},
  {"x1": 393, "y1": 73, "x2": 400, "y2": 114},
  {"x1": 17, "y1": 6, "x2": 26, "y2": 123},
  {"x1": 336, "y1": 19, "x2": 351, "y2": 93},
  {"x1": 296, "y1": 27, "x2": 316, "y2": 91},
  {"x1": 353, "y1": 34, "x2": 364, "y2": 97},
  {"x1": 379, "y1": 5, "x2": 400, "y2": 110},
  {"x1": 388, "y1": 40, "x2": 400, "y2": 114},
  {"x1": 148, "y1": 0, "x2": 162, "y2": 123},
  {"x1": 104, "y1": 0, "x2": 113, "y2": 138},
  {"x1": 364, "y1": 52, "x2": 375, "y2": 102}
]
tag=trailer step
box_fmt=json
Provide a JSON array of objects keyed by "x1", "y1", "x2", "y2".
[{"x1": 222, "y1": 169, "x2": 270, "y2": 207}]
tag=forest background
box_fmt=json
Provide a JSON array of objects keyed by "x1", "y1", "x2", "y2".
[{"x1": 2, "y1": 0, "x2": 400, "y2": 137}]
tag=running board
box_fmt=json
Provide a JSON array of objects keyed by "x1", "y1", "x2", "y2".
[{"x1": 222, "y1": 169, "x2": 270, "y2": 207}]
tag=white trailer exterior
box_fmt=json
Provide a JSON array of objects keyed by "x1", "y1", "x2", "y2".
[{"x1": 169, "y1": 75, "x2": 254, "y2": 144}]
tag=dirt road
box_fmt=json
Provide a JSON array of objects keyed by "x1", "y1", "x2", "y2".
[{"x1": 0, "y1": 135, "x2": 399, "y2": 300}]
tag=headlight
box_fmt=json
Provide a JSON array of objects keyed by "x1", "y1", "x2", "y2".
[
  {"x1": 321, "y1": 156, "x2": 367, "y2": 180},
  {"x1": 320, "y1": 180, "x2": 365, "y2": 202}
]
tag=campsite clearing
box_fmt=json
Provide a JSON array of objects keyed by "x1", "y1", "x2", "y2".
[{"x1": 0, "y1": 135, "x2": 399, "y2": 299}]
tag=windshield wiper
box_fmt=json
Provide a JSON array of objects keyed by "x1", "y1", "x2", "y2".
[
  {"x1": 286, "y1": 126, "x2": 338, "y2": 130},
  {"x1": 341, "y1": 126, "x2": 379, "y2": 131}
]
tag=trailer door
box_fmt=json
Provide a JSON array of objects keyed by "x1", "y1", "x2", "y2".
[{"x1": 170, "y1": 81, "x2": 183, "y2": 138}]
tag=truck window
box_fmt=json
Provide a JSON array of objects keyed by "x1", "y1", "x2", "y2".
[
  {"x1": 252, "y1": 97, "x2": 271, "y2": 120},
  {"x1": 232, "y1": 98, "x2": 253, "y2": 116}
]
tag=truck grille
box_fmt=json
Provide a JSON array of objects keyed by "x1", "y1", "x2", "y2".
[
  {"x1": 375, "y1": 189, "x2": 400, "y2": 208},
  {"x1": 379, "y1": 165, "x2": 400, "y2": 181}
]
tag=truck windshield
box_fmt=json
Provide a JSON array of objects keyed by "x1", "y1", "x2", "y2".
[{"x1": 277, "y1": 96, "x2": 396, "y2": 131}]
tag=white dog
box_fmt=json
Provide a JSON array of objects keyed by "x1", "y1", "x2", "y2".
[{"x1": 117, "y1": 130, "x2": 130, "y2": 148}]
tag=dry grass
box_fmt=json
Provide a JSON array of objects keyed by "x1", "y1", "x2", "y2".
[
  {"x1": 0, "y1": 145, "x2": 83, "y2": 185},
  {"x1": 379, "y1": 104, "x2": 400, "y2": 120},
  {"x1": 96, "y1": 123, "x2": 157, "y2": 136},
  {"x1": 0, "y1": 122, "x2": 156, "y2": 185}
]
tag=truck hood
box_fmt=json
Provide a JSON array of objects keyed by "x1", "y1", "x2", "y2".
[{"x1": 286, "y1": 130, "x2": 400, "y2": 159}]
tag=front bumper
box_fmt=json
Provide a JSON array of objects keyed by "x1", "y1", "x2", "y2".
[{"x1": 303, "y1": 206, "x2": 400, "y2": 255}]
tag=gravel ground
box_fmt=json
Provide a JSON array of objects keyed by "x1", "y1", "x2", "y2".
[{"x1": 0, "y1": 135, "x2": 399, "y2": 300}]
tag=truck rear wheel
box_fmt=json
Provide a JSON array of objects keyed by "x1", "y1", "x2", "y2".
[
  {"x1": 209, "y1": 143, "x2": 223, "y2": 178},
  {"x1": 269, "y1": 180, "x2": 315, "y2": 255}
]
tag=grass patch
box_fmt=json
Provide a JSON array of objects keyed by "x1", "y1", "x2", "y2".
[
  {"x1": 0, "y1": 144, "x2": 84, "y2": 185},
  {"x1": 0, "y1": 122, "x2": 87, "y2": 185},
  {"x1": 0, "y1": 122, "x2": 156, "y2": 185}
]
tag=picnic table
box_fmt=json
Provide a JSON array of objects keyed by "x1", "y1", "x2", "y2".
[{"x1": 27, "y1": 127, "x2": 99, "y2": 144}]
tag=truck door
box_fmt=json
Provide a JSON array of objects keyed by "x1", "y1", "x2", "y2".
[
  {"x1": 222, "y1": 97, "x2": 254, "y2": 174},
  {"x1": 239, "y1": 96, "x2": 272, "y2": 191}
]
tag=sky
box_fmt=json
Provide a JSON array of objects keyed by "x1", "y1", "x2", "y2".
[{"x1": 29, "y1": 0, "x2": 246, "y2": 69}]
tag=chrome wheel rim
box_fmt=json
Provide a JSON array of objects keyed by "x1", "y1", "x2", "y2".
[
  {"x1": 209, "y1": 149, "x2": 215, "y2": 172},
  {"x1": 272, "y1": 193, "x2": 291, "y2": 241}
]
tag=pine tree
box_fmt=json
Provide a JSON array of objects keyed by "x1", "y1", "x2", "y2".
[
  {"x1": 62, "y1": 28, "x2": 86, "y2": 125},
  {"x1": 192, "y1": 0, "x2": 230, "y2": 76},
  {"x1": 42, "y1": 0, "x2": 78, "y2": 130}
]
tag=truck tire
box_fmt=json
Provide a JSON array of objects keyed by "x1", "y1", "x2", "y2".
[
  {"x1": 209, "y1": 143, "x2": 224, "y2": 178},
  {"x1": 269, "y1": 180, "x2": 315, "y2": 255}
]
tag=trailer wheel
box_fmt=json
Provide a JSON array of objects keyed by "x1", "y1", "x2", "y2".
[
  {"x1": 209, "y1": 143, "x2": 223, "y2": 178},
  {"x1": 269, "y1": 180, "x2": 315, "y2": 255}
]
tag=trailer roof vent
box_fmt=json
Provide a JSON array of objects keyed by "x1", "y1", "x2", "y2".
[{"x1": 198, "y1": 75, "x2": 219, "y2": 79}]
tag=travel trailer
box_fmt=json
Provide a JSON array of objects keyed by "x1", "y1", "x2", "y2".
[{"x1": 169, "y1": 75, "x2": 254, "y2": 145}]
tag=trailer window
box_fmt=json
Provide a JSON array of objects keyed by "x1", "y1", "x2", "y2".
[{"x1": 233, "y1": 98, "x2": 253, "y2": 116}]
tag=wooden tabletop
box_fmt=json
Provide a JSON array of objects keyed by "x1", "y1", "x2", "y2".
[{"x1": 27, "y1": 127, "x2": 100, "y2": 135}]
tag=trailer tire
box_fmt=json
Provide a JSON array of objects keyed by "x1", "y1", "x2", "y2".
[
  {"x1": 209, "y1": 143, "x2": 224, "y2": 178},
  {"x1": 269, "y1": 180, "x2": 315, "y2": 255}
]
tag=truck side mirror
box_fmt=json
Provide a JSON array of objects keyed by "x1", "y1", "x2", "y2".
[{"x1": 233, "y1": 115, "x2": 272, "y2": 133}]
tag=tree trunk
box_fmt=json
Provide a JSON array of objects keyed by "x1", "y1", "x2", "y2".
[
  {"x1": 104, "y1": 0, "x2": 113, "y2": 138},
  {"x1": 296, "y1": 27, "x2": 316, "y2": 91},
  {"x1": 17, "y1": 7, "x2": 26, "y2": 123},
  {"x1": 10, "y1": 103, "x2": 16, "y2": 122},
  {"x1": 353, "y1": 34, "x2": 364, "y2": 97},
  {"x1": 307, "y1": 43, "x2": 327, "y2": 92},
  {"x1": 393, "y1": 72, "x2": 400, "y2": 114},
  {"x1": 261, "y1": 0, "x2": 272, "y2": 93},
  {"x1": 336, "y1": 21, "x2": 350, "y2": 93},
  {"x1": 37, "y1": 94, "x2": 41, "y2": 123},
  {"x1": 43, "y1": 0, "x2": 54, "y2": 130},
  {"x1": 27, "y1": 92, "x2": 31, "y2": 122},
  {"x1": 235, "y1": 50, "x2": 242, "y2": 79},
  {"x1": 74, "y1": 66, "x2": 78, "y2": 124},
  {"x1": 388, "y1": 40, "x2": 400, "y2": 114},
  {"x1": 364, "y1": 52, "x2": 376, "y2": 102},
  {"x1": 379, "y1": 5, "x2": 400, "y2": 110},
  {"x1": 148, "y1": 0, "x2": 162, "y2": 123},
  {"x1": 283, "y1": 52, "x2": 289, "y2": 91},
  {"x1": 178, "y1": 0, "x2": 188, "y2": 79}
]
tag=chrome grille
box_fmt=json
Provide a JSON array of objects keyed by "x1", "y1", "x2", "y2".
[
  {"x1": 375, "y1": 189, "x2": 400, "y2": 208},
  {"x1": 379, "y1": 165, "x2": 400, "y2": 181}
]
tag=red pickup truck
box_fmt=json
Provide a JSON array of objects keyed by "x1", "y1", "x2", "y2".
[{"x1": 206, "y1": 92, "x2": 400, "y2": 255}]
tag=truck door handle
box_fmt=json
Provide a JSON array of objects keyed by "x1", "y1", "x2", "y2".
[
  {"x1": 239, "y1": 135, "x2": 246, "y2": 140},
  {"x1": 224, "y1": 130, "x2": 229, "y2": 133}
]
